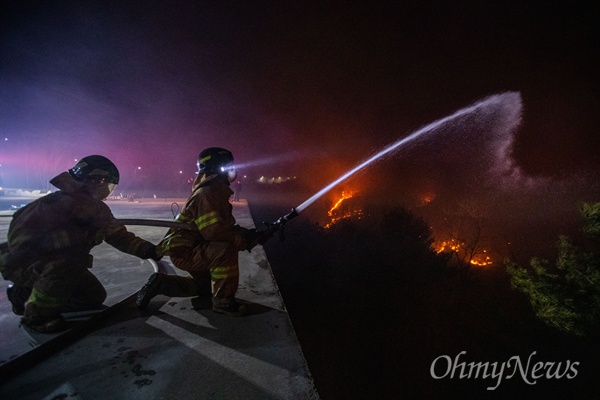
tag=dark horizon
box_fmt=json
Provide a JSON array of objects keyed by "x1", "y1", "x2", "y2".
[{"x1": 2, "y1": 2, "x2": 599, "y2": 181}]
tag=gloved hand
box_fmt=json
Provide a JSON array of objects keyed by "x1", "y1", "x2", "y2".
[
  {"x1": 142, "y1": 244, "x2": 163, "y2": 261},
  {"x1": 245, "y1": 209, "x2": 298, "y2": 251},
  {"x1": 245, "y1": 226, "x2": 278, "y2": 251}
]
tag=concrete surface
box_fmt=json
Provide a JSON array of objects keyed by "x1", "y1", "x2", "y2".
[{"x1": 0, "y1": 198, "x2": 319, "y2": 399}]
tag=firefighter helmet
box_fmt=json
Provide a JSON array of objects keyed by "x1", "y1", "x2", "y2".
[
  {"x1": 69, "y1": 155, "x2": 120, "y2": 184},
  {"x1": 197, "y1": 147, "x2": 234, "y2": 175}
]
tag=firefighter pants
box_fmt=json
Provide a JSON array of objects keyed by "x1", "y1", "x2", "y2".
[
  {"x1": 3, "y1": 253, "x2": 107, "y2": 319},
  {"x1": 167, "y1": 240, "x2": 240, "y2": 307}
]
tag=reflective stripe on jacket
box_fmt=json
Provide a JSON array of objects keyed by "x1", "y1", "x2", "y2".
[
  {"x1": 159, "y1": 173, "x2": 248, "y2": 254},
  {"x1": 7, "y1": 172, "x2": 155, "y2": 260}
]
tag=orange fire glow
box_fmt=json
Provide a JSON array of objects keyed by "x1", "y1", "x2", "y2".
[
  {"x1": 325, "y1": 191, "x2": 363, "y2": 228},
  {"x1": 434, "y1": 239, "x2": 492, "y2": 266},
  {"x1": 328, "y1": 191, "x2": 353, "y2": 217}
]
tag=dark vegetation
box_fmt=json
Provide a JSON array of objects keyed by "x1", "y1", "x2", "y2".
[
  {"x1": 250, "y1": 199, "x2": 600, "y2": 400},
  {"x1": 506, "y1": 203, "x2": 600, "y2": 338}
]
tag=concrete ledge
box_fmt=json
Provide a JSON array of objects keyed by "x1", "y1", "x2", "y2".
[{"x1": 0, "y1": 200, "x2": 319, "y2": 399}]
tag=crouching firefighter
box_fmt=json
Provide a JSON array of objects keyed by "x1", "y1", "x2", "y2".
[
  {"x1": 136, "y1": 147, "x2": 273, "y2": 317},
  {"x1": 0, "y1": 155, "x2": 162, "y2": 333}
]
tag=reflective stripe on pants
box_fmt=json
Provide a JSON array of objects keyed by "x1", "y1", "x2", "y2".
[{"x1": 169, "y1": 240, "x2": 239, "y2": 305}]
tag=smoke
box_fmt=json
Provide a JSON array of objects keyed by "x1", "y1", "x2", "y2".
[
  {"x1": 359, "y1": 91, "x2": 600, "y2": 261},
  {"x1": 293, "y1": 92, "x2": 530, "y2": 213}
]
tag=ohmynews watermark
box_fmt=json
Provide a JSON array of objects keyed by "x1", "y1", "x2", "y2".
[{"x1": 430, "y1": 351, "x2": 579, "y2": 390}]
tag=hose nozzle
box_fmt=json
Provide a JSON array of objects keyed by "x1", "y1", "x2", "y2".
[
  {"x1": 262, "y1": 208, "x2": 299, "y2": 243},
  {"x1": 275, "y1": 208, "x2": 299, "y2": 225},
  {"x1": 247, "y1": 208, "x2": 300, "y2": 251}
]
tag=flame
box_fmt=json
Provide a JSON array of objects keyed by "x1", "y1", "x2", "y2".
[
  {"x1": 328, "y1": 191, "x2": 353, "y2": 217},
  {"x1": 435, "y1": 240, "x2": 461, "y2": 253},
  {"x1": 469, "y1": 249, "x2": 492, "y2": 266},
  {"x1": 325, "y1": 191, "x2": 363, "y2": 228},
  {"x1": 421, "y1": 192, "x2": 436, "y2": 205},
  {"x1": 434, "y1": 239, "x2": 492, "y2": 266}
]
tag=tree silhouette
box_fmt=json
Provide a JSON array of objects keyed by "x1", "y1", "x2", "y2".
[
  {"x1": 506, "y1": 202, "x2": 600, "y2": 336},
  {"x1": 430, "y1": 198, "x2": 494, "y2": 277}
]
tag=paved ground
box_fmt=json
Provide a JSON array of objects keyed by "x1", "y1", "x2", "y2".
[{"x1": 0, "y1": 198, "x2": 319, "y2": 399}]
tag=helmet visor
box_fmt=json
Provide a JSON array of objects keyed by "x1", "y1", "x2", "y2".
[
  {"x1": 107, "y1": 183, "x2": 117, "y2": 197},
  {"x1": 95, "y1": 183, "x2": 117, "y2": 200}
]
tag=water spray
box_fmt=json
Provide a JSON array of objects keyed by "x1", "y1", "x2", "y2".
[
  {"x1": 256, "y1": 92, "x2": 521, "y2": 242},
  {"x1": 113, "y1": 92, "x2": 521, "y2": 242},
  {"x1": 295, "y1": 91, "x2": 521, "y2": 214}
]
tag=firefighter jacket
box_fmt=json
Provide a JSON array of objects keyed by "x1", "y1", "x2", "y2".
[
  {"x1": 160, "y1": 173, "x2": 249, "y2": 255},
  {"x1": 2, "y1": 172, "x2": 157, "y2": 276}
]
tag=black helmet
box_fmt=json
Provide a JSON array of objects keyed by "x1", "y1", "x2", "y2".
[
  {"x1": 69, "y1": 155, "x2": 120, "y2": 184},
  {"x1": 197, "y1": 147, "x2": 234, "y2": 174}
]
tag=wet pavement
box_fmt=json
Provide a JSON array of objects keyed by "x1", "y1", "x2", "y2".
[{"x1": 0, "y1": 198, "x2": 318, "y2": 399}]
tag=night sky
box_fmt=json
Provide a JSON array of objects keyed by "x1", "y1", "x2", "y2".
[{"x1": 1, "y1": 1, "x2": 599, "y2": 212}]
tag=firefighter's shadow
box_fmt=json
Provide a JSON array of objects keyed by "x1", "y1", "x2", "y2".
[
  {"x1": 187, "y1": 296, "x2": 273, "y2": 316},
  {"x1": 143, "y1": 296, "x2": 289, "y2": 358}
]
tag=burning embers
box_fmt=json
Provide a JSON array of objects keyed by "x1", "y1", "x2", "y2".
[
  {"x1": 435, "y1": 239, "x2": 492, "y2": 266},
  {"x1": 325, "y1": 191, "x2": 363, "y2": 228},
  {"x1": 323, "y1": 192, "x2": 493, "y2": 267}
]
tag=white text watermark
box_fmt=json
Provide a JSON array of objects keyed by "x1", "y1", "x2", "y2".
[{"x1": 430, "y1": 351, "x2": 579, "y2": 390}]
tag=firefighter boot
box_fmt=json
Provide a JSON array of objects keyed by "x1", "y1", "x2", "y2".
[
  {"x1": 7, "y1": 284, "x2": 31, "y2": 316},
  {"x1": 210, "y1": 271, "x2": 246, "y2": 316},
  {"x1": 212, "y1": 299, "x2": 248, "y2": 317},
  {"x1": 137, "y1": 273, "x2": 206, "y2": 308},
  {"x1": 21, "y1": 302, "x2": 67, "y2": 333},
  {"x1": 136, "y1": 273, "x2": 165, "y2": 309}
]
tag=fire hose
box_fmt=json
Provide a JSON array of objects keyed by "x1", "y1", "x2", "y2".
[
  {"x1": 112, "y1": 208, "x2": 300, "y2": 249},
  {"x1": 113, "y1": 207, "x2": 299, "y2": 234},
  {"x1": 112, "y1": 218, "x2": 197, "y2": 231}
]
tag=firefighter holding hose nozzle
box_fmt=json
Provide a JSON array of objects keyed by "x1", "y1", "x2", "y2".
[{"x1": 137, "y1": 147, "x2": 277, "y2": 317}]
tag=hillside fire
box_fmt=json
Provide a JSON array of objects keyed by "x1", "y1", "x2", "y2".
[
  {"x1": 434, "y1": 239, "x2": 493, "y2": 266},
  {"x1": 325, "y1": 191, "x2": 363, "y2": 228}
]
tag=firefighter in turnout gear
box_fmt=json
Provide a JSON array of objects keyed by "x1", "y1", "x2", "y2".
[
  {"x1": 137, "y1": 147, "x2": 256, "y2": 316},
  {"x1": 0, "y1": 156, "x2": 161, "y2": 333}
]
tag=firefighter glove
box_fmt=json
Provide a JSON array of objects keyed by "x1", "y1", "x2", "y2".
[
  {"x1": 142, "y1": 244, "x2": 163, "y2": 261},
  {"x1": 245, "y1": 228, "x2": 275, "y2": 251}
]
